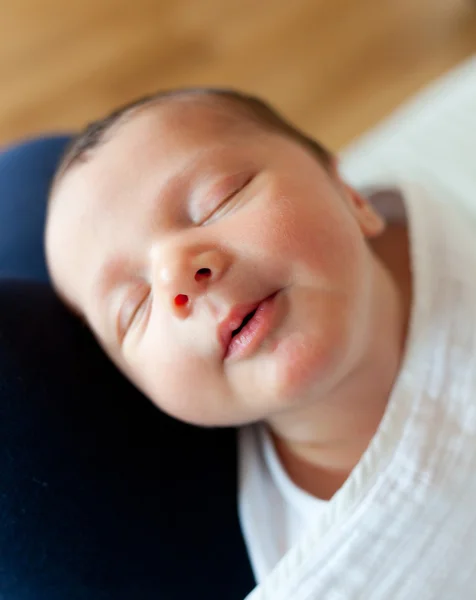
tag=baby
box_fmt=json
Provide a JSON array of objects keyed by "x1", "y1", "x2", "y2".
[{"x1": 45, "y1": 88, "x2": 476, "y2": 599}]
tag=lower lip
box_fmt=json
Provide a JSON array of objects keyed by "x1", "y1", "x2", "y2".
[{"x1": 225, "y1": 292, "x2": 279, "y2": 361}]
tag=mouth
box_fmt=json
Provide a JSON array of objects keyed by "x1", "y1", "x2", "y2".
[{"x1": 219, "y1": 291, "x2": 280, "y2": 361}]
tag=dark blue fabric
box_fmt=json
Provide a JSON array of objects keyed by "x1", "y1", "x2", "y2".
[
  {"x1": 0, "y1": 135, "x2": 71, "y2": 282},
  {"x1": 0, "y1": 137, "x2": 254, "y2": 599}
]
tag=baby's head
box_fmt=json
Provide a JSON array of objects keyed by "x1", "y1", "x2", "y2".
[{"x1": 45, "y1": 88, "x2": 385, "y2": 427}]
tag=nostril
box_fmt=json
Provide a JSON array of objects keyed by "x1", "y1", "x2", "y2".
[{"x1": 195, "y1": 268, "x2": 211, "y2": 282}]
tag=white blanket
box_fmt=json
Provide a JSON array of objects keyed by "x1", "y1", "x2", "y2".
[{"x1": 341, "y1": 55, "x2": 476, "y2": 219}]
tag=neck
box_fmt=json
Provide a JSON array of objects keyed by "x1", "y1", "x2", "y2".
[{"x1": 266, "y1": 224, "x2": 412, "y2": 499}]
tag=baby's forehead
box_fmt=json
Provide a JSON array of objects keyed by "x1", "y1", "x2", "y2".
[
  {"x1": 51, "y1": 95, "x2": 260, "y2": 209},
  {"x1": 62, "y1": 97, "x2": 270, "y2": 197},
  {"x1": 53, "y1": 96, "x2": 268, "y2": 225},
  {"x1": 52, "y1": 91, "x2": 283, "y2": 208},
  {"x1": 90, "y1": 99, "x2": 264, "y2": 187},
  {"x1": 111, "y1": 94, "x2": 264, "y2": 150}
]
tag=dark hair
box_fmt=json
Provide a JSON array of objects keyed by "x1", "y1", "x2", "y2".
[{"x1": 50, "y1": 87, "x2": 333, "y2": 195}]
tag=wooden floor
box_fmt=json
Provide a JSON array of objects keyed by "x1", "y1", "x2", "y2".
[{"x1": 2, "y1": 0, "x2": 476, "y2": 150}]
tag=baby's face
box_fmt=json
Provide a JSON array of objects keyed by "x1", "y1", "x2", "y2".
[{"x1": 46, "y1": 98, "x2": 384, "y2": 427}]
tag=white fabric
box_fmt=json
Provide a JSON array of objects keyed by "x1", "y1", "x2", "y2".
[
  {"x1": 339, "y1": 55, "x2": 476, "y2": 219},
  {"x1": 239, "y1": 423, "x2": 327, "y2": 583},
  {"x1": 239, "y1": 56, "x2": 476, "y2": 599}
]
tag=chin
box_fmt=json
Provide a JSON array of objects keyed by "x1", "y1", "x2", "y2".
[{"x1": 154, "y1": 394, "x2": 259, "y2": 430}]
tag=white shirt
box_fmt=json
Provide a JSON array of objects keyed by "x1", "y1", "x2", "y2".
[
  {"x1": 239, "y1": 422, "x2": 327, "y2": 583},
  {"x1": 238, "y1": 179, "x2": 476, "y2": 599}
]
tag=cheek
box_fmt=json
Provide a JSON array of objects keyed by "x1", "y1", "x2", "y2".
[
  {"x1": 125, "y1": 331, "x2": 227, "y2": 426},
  {"x1": 243, "y1": 177, "x2": 362, "y2": 287},
  {"x1": 240, "y1": 184, "x2": 302, "y2": 259},
  {"x1": 267, "y1": 288, "x2": 361, "y2": 404}
]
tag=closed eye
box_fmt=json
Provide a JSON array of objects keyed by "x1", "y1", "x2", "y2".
[
  {"x1": 200, "y1": 172, "x2": 255, "y2": 225},
  {"x1": 117, "y1": 284, "x2": 151, "y2": 343}
]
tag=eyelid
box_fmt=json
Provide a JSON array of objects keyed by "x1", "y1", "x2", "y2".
[
  {"x1": 116, "y1": 283, "x2": 151, "y2": 343},
  {"x1": 191, "y1": 171, "x2": 254, "y2": 224}
]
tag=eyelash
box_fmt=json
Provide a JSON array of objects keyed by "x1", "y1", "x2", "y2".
[
  {"x1": 118, "y1": 287, "x2": 151, "y2": 342},
  {"x1": 201, "y1": 174, "x2": 254, "y2": 225}
]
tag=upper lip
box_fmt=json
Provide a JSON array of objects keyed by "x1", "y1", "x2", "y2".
[{"x1": 218, "y1": 298, "x2": 265, "y2": 358}]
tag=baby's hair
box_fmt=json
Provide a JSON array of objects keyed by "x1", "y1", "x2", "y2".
[{"x1": 49, "y1": 87, "x2": 333, "y2": 198}]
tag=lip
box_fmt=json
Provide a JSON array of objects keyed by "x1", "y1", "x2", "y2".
[{"x1": 218, "y1": 291, "x2": 279, "y2": 361}]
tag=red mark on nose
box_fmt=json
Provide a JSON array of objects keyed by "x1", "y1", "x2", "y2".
[{"x1": 175, "y1": 294, "x2": 188, "y2": 306}]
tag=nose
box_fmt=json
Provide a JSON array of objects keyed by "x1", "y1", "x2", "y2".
[{"x1": 154, "y1": 244, "x2": 231, "y2": 316}]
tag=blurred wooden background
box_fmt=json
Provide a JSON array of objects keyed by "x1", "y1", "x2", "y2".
[{"x1": 2, "y1": 0, "x2": 476, "y2": 150}]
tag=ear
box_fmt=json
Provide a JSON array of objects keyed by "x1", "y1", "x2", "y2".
[
  {"x1": 344, "y1": 183, "x2": 387, "y2": 238},
  {"x1": 328, "y1": 157, "x2": 386, "y2": 239}
]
